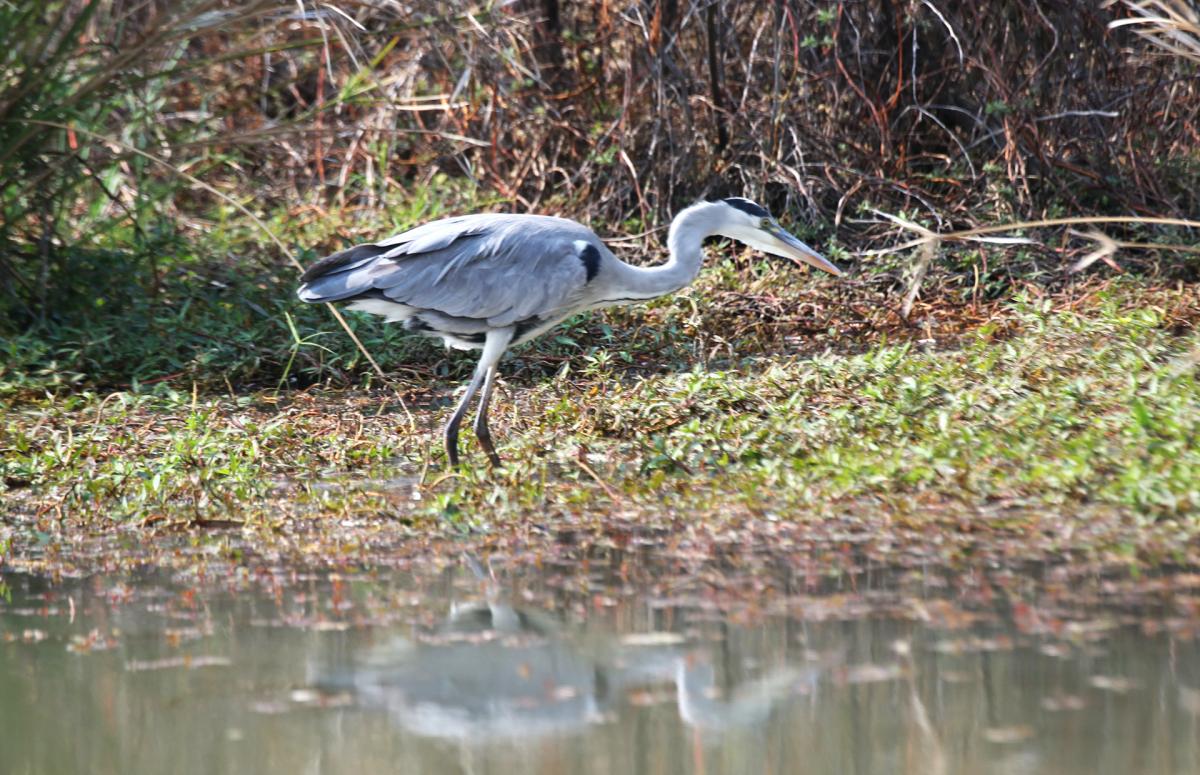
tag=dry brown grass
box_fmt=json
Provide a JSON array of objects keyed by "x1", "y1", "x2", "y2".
[
  {"x1": 4, "y1": 1, "x2": 1198, "y2": 336},
  {"x1": 1109, "y1": 0, "x2": 1200, "y2": 62},
  {"x1": 48, "y1": 1, "x2": 1198, "y2": 230}
]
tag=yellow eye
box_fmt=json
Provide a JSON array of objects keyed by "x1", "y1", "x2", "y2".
[{"x1": 760, "y1": 218, "x2": 771, "y2": 228}]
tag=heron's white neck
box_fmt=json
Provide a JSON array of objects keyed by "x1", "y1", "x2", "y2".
[{"x1": 607, "y1": 201, "x2": 725, "y2": 301}]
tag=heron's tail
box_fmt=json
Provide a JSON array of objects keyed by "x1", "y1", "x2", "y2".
[{"x1": 296, "y1": 244, "x2": 391, "y2": 303}]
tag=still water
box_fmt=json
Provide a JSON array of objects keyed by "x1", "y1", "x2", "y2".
[{"x1": 1, "y1": 547, "x2": 1198, "y2": 775}]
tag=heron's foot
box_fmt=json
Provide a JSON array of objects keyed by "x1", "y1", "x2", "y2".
[
  {"x1": 443, "y1": 432, "x2": 501, "y2": 470},
  {"x1": 472, "y1": 410, "x2": 504, "y2": 467},
  {"x1": 444, "y1": 427, "x2": 462, "y2": 469},
  {"x1": 474, "y1": 428, "x2": 503, "y2": 468}
]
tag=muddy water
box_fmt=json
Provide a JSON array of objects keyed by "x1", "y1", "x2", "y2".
[{"x1": 1, "y1": 555, "x2": 1198, "y2": 775}]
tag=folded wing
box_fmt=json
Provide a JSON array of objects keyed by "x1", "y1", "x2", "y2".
[{"x1": 297, "y1": 214, "x2": 601, "y2": 327}]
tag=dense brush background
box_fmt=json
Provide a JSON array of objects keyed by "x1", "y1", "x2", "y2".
[{"x1": 1, "y1": 0, "x2": 1197, "y2": 389}]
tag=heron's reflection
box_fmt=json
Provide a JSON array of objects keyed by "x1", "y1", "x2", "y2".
[{"x1": 327, "y1": 600, "x2": 817, "y2": 743}]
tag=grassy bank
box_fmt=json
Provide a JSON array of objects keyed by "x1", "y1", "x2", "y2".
[
  {"x1": 1, "y1": 2, "x2": 1198, "y2": 573},
  {"x1": 3, "y1": 270, "x2": 1198, "y2": 568}
]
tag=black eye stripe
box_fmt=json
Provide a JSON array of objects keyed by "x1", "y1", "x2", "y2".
[{"x1": 721, "y1": 197, "x2": 770, "y2": 218}]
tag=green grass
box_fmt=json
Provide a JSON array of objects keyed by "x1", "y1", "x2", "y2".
[
  {"x1": 2, "y1": 179, "x2": 1198, "y2": 567},
  {"x1": 1, "y1": 1, "x2": 1197, "y2": 580},
  {"x1": 3, "y1": 283, "x2": 1198, "y2": 566},
  {"x1": 0, "y1": 179, "x2": 497, "y2": 397},
  {"x1": 434, "y1": 295, "x2": 1200, "y2": 519}
]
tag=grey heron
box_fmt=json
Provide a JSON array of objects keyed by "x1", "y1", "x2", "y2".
[{"x1": 297, "y1": 197, "x2": 842, "y2": 467}]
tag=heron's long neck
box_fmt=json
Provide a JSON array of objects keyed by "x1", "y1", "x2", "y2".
[{"x1": 609, "y1": 202, "x2": 719, "y2": 300}]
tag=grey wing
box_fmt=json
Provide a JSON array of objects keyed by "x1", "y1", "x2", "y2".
[{"x1": 297, "y1": 214, "x2": 603, "y2": 327}]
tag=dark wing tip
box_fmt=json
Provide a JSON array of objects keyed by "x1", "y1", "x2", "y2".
[
  {"x1": 299, "y1": 250, "x2": 349, "y2": 283},
  {"x1": 299, "y1": 242, "x2": 388, "y2": 283},
  {"x1": 721, "y1": 197, "x2": 770, "y2": 218}
]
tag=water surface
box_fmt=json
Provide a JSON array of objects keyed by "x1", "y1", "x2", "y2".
[{"x1": 2, "y1": 545, "x2": 1198, "y2": 774}]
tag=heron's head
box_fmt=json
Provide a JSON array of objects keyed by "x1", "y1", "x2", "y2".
[{"x1": 713, "y1": 197, "x2": 842, "y2": 276}]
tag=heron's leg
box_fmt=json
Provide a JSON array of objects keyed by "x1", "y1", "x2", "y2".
[
  {"x1": 443, "y1": 366, "x2": 488, "y2": 468},
  {"x1": 472, "y1": 363, "x2": 502, "y2": 467},
  {"x1": 443, "y1": 328, "x2": 513, "y2": 468}
]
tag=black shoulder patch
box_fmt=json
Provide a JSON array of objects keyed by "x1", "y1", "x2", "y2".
[
  {"x1": 578, "y1": 243, "x2": 602, "y2": 282},
  {"x1": 722, "y1": 197, "x2": 770, "y2": 218}
]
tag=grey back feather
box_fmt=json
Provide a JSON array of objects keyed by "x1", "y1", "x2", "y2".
[{"x1": 298, "y1": 214, "x2": 606, "y2": 327}]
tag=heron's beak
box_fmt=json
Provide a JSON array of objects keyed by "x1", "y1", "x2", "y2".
[{"x1": 760, "y1": 222, "x2": 843, "y2": 276}]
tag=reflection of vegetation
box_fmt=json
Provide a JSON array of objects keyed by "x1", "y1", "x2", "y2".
[
  {"x1": 2, "y1": 557, "x2": 1197, "y2": 774},
  {"x1": 0, "y1": 538, "x2": 9, "y2": 601}
]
